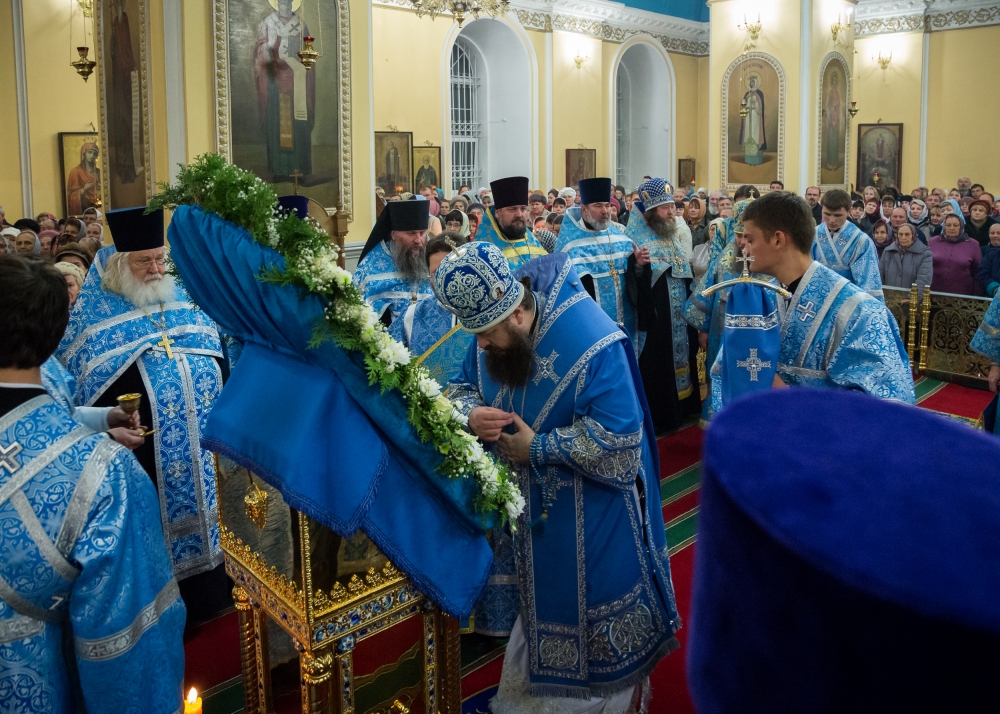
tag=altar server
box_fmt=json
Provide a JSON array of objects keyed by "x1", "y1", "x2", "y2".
[
  {"x1": 443, "y1": 243, "x2": 680, "y2": 710},
  {"x1": 354, "y1": 199, "x2": 434, "y2": 325},
  {"x1": 812, "y1": 189, "x2": 884, "y2": 300},
  {"x1": 740, "y1": 191, "x2": 914, "y2": 402},
  {"x1": 57, "y1": 206, "x2": 228, "y2": 621},
  {"x1": 0, "y1": 255, "x2": 184, "y2": 713},
  {"x1": 474, "y1": 176, "x2": 547, "y2": 270}
]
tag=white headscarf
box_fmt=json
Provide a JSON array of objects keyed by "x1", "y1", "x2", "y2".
[{"x1": 0, "y1": 227, "x2": 17, "y2": 254}]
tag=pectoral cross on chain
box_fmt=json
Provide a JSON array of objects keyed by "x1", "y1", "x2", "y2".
[
  {"x1": 735, "y1": 253, "x2": 754, "y2": 277},
  {"x1": 796, "y1": 300, "x2": 818, "y2": 322},
  {"x1": 0, "y1": 442, "x2": 23, "y2": 475},
  {"x1": 157, "y1": 333, "x2": 175, "y2": 359}
]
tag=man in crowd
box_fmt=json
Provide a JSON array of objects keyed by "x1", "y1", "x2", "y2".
[
  {"x1": 805, "y1": 186, "x2": 823, "y2": 224},
  {"x1": 442, "y1": 243, "x2": 681, "y2": 711},
  {"x1": 555, "y1": 177, "x2": 637, "y2": 342},
  {"x1": 889, "y1": 206, "x2": 909, "y2": 239},
  {"x1": 626, "y1": 178, "x2": 701, "y2": 432},
  {"x1": 354, "y1": 199, "x2": 434, "y2": 325},
  {"x1": 926, "y1": 191, "x2": 942, "y2": 209},
  {"x1": 740, "y1": 191, "x2": 914, "y2": 401},
  {"x1": 708, "y1": 189, "x2": 725, "y2": 217},
  {"x1": 811, "y1": 189, "x2": 884, "y2": 300},
  {"x1": 0, "y1": 255, "x2": 185, "y2": 712},
  {"x1": 57, "y1": 206, "x2": 229, "y2": 623},
  {"x1": 957, "y1": 176, "x2": 972, "y2": 197},
  {"x1": 769, "y1": 180, "x2": 784, "y2": 192},
  {"x1": 474, "y1": 176, "x2": 547, "y2": 270}
]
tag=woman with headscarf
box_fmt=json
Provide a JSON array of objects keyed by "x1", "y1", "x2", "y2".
[
  {"x1": 67, "y1": 141, "x2": 101, "y2": 215},
  {"x1": 442, "y1": 209, "x2": 470, "y2": 238},
  {"x1": 0, "y1": 226, "x2": 17, "y2": 254},
  {"x1": 38, "y1": 229, "x2": 60, "y2": 259},
  {"x1": 930, "y1": 213, "x2": 982, "y2": 295},
  {"x1": 870, "y1": 220, "x2": 892, "y2": 260},
  {"x1": 907, "y1": 198, "x2": 931, "y2": 244},
  {"x1": 14, "y1": 230, "x2": 40, "y2": 255},
  {"x1": 54, "y1": 261, "x2": 86, "y2": 307},
  {"x1": 880, "y1": 223, "x2": 932, "y2": 293},
  {"x1": 686, "y1": 197, "x2": 708, "y2": 247},
  {"x1": 965, "y1": 199, "x2": 996, "y2": 249},
  {"x1": 939, "y1": 198, "x2": 964, "y2": 227}
]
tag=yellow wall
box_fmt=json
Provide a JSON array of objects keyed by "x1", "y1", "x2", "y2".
[
  {"x1": 926, "y1": 25, "x2": 1000, "y2": 191},
  {"x1": 22, "y1": 0, "x2": 99, "y2": 218},
  {"x1": 0, "y1": 4, "x2": 24, "y2": 216},
  {"x1": 671, "y1": 51, "x2": 709, "y2": 190}
]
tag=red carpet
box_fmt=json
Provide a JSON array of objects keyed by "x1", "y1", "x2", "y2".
[{"x1": 916, "y1": 379, "x2": 993, "y2": 421}]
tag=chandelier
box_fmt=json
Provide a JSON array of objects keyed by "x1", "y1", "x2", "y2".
[{"x1": 409, "y1": 0, "x2": 510, "y2": 27}]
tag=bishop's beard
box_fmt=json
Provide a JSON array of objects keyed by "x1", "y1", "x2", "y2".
[
  {"x1": 390, "y1": 239, "x2": 428, "y2": 282},
  {"x1": 645, "y1": 211, "x2": 678, "y2": 241},
  {"x1": 103, "y1": 254, "x2": 177, "y2": 307},
  {"x1": 484, "y1": 321, "x2": 535, "y2": 388}
]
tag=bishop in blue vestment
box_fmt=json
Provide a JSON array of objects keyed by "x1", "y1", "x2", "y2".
[
  {"x1": 0, "y1": 256, "x2": 184, "y2": 714},
  {"x1": 439, "y1": 243, "x2": 680, "y2": 708},
  {"x1": 475, "y1": 176, "x2": 548, "y2": 270},
  {"x1": 56, "y1": 207, "x2": 229, "y2": 620},
  {"x1": 626, "y1": 178, "x2": 701, "y2": 432},
  {"x1": 353, "y1": 200, "x2": 434, "y2": 325},
  {"x1": 812, "y1": 189, "x2": 884, "y2": 301},
  {"x1": 556, "y1": 177, "x2": 638, "y2": 345},
  {"x1": 970, "y1": 291, "x2": 1000, "y2": 435},
  {"x1": 739, "y1": 192, "x2": 914, "y2": 404}
]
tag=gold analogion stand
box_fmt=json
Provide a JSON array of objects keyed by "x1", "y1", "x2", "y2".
[{"x1": 214, "y1": 456, "x2": 462, "y2": 714}]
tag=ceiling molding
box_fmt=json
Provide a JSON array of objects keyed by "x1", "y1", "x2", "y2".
[
  {"x1": 372, "y1": 0, "x2": 710, "y2": 55},
  {"x1": 855, "y1": 0, "x2": 1000, "y2": 36}
]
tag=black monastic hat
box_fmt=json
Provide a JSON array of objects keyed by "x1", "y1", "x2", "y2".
[
  {"x1": 490, "y1": 176, "x2": 529, "y2": 210},
  {"x1": 106, "y1": 206, "x2": 164, "y2": 252},
  {"x1": 359, "y1": 200, "x2": 430, "y2": 261},
  {"x1": 578, "y1": 177, "x2": 612, "y2": 205}
]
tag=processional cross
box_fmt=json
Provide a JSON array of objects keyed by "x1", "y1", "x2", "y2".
[{"x1": 734, "y1": 253, "x2": 754, "y2": 277}]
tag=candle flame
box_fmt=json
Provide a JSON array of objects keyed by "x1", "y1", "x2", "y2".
[{"x1": 187, "y1": 688, "x2": 198, "y2": 703}]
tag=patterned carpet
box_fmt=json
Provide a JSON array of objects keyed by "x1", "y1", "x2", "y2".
[{"x1": 189, "y1": 381, "x2": 994, "y2": 713}]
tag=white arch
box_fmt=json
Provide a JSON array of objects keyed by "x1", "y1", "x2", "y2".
[
  {"x1": 439, "y1": 15, "x2": 540, "y2": 192},
  {"x1": 608, "y1": 36, "x2": 676, "y2": 190}
]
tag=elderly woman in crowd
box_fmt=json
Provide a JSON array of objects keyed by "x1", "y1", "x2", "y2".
[
  {"x1": 965, "y1": 199, "x2": 995, "y2": 249},
  {"x1": 54, "y1": 261, "x2": 86, "y2": 307},
  {"x1": 975, "y1": 224, "x2": 1000, "y2": 296},
  {"x1": 38, "y1": 229, "x2": 60, "y2": 259},
  {"x1": 686, "y1": 197, "x2": 708, "y2": 247},
  {"x1": 928, "y1": 206, "x2": 944, "y2": 237},
  {"x1": 0, "y1": 227, "x2": 17, "y2": 253},
  {"x1": 930, "y1": 213, "x2": 982, "y2": 295},
  {"x1": 443, "y1": 209, "x2": 471, "y2": 238},
  {"x1": 14, "y1": 229, "x2": 40, "y2": 255},
  {"x1": 908, "y1": 198, "x2": 931, "y2": 244},
  {"x1": 880, "y1": 223, "x2": 932, "y2": 293},
  {"x1": 54, "y1": 242, "x2": 93, "y2": 274}
]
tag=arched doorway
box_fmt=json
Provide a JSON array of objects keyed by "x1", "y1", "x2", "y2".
[
  {"x1": 448, "y1": 19, "x2": 532, "y2": 193},
  {"x1": 614, "y1": 42, "x2": 673, "y2": 190}
]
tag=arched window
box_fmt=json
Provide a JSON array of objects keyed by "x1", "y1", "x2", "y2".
[
  {"x1": 450, "y1": 38, "x2": 481, "y2": 192},
  {"x1": 615, "y1": 43, "x2": 672, "y2": 190}
]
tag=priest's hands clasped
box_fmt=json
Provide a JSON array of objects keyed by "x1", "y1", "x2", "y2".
[{"x1": 468, "y1": 407, "x2": 535, "y2": 464}]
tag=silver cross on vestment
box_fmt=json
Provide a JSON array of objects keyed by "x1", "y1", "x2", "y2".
[
  {"x1": 0, "y1": 441, "x2": 23, "y2": 475},
  {"x1": 736, "y1": 348, "x2": 771, "y2": 382},
  {"x1": 796, "y1": 300, "x2": 818, "y2": 322},
  {"x1": 532, "y1": 349, "x2": 560, "y2": 386}
]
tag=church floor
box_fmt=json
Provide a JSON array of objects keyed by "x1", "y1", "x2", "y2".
[{"x1": 185, "y1": 381, "x2": 992, "y2": 714}]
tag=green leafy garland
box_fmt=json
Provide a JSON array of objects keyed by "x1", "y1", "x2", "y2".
[{"x1": 150, "y1": 154, "x2": 524, "y2": 525}]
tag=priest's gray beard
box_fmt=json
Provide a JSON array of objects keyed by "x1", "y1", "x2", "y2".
[
  {"x1": 103, "y1": 254, "x2": 177, "y2": 307},
  {"x1": 484, "y1": 321, "x2": 535, "y2": 388},
  {"x1": 645, "y1": 211, "x2": 678, "y2": 242},
  {"x1": 585, "y1": 217, "x2": 611, "y2": 232},
  {"x1": 390, "y1": 239, "x2": 428, "y2": 282}
]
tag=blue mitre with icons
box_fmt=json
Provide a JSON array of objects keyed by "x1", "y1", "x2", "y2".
[
  {"x1": 433, "y1": 241, "x2": 525, "y2": 333},
  {"x1": 721, "y1": 279, "x2": 780, "y2": 405}
]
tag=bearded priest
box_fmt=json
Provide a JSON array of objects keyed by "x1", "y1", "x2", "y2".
[
  {"x1": 442, "y1": 243, "x2": 681, "y2": 712},
  {"x1": 626, "y1": 178, "x2": 700, "y2": 434},
  {"x1": 354, "y1": 199, "x2": 434, "y2": 325},
  {"x1": 474, "y1": 176, "x2": 548, "y2": 270},
  {"x1": 555, "y1": 177, "x2": 638, "y2": 345},
  {"x1": 56, "y1": 206, "x2": 229, "y2": 623}
]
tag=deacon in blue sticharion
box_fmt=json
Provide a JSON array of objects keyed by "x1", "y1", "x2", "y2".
[
  {"x1": 353, "y1": 199, "x2": 434, "y2": 326},
  {"x1": 555, "y1": 177, "x2": 639, "y2": 344},
  {"x1": 739, "y1": 191, "x2": 914, "y2": 402},
  {"x1": 442, "y1": 242, "x2": 681, "y2": 712},
  {"x1": 812, "y1": 188, "x2": 885, "y2": 301}
]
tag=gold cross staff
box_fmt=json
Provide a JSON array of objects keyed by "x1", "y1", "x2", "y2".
[{"x1": 157, "y1": 333, "x2": 175, "y2": 359}]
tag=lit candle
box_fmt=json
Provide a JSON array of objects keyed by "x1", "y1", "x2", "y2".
[{"x1": 184, "y1": 688, "x2": 202, "y2": 714}]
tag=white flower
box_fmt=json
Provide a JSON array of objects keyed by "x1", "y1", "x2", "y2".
[
  {"x1": 463, "y1": 440, "x2": 484, "y2": 464},
  {"x1": 418, "y1": 377, "x2": 442, "y2": 399},
  {"x1": 505, "y1": 491, "x2": 526, "y2": 519}
]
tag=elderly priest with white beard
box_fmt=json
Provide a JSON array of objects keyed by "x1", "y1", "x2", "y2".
[
  {"x1": 57, "y1": 206, "x2": 229, "y2": 624},
  {"x1": 353, "y1": 200, "x2": 434, "y2": 326}
]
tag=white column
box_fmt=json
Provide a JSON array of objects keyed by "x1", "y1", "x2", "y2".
[
  {"x1": 798, "y1": 0, "x2": 812, "y2": 194},
  {"x1": 545, "y1": 31, "x2": 553, "y2": 191},
  {"x1": 919, "y1": 28, "x2": 930, "y2": 186},
  {"x1": 12, "y1": 0, "x2": 32, "y2": 217},
  {"x1": 163, "y1": 0, "x2": 187, "y2": 183}
]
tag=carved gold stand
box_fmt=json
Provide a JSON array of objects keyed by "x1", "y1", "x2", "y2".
[{"x1": 216, "y1": 457, "x2": 462, "y2": 714}]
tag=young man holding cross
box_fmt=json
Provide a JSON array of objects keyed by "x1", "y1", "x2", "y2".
[
  {"x1": 57, "y1": 206, "x2": 232, "y2": 623},
  {"x1": 740, "y1": 192, "x2": 915, "y2": 403}
]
